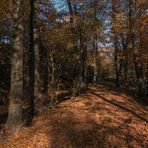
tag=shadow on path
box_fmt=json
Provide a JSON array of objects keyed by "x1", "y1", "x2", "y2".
[{"x1": 89, "y1": 89, "x2": 148, "y2": 123}]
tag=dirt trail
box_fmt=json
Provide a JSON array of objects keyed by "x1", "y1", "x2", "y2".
[{"x1": 1, "y1": 84, "x2": 148, "y2": 148}]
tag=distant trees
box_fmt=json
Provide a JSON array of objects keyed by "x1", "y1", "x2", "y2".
[{"x1": 111, "y1": 0, "x2": 148, "y2": 97}]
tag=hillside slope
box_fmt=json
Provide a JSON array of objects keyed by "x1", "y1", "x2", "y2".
[{"x1": 1, "y1": 84, "x2": 148, "y2": 148}]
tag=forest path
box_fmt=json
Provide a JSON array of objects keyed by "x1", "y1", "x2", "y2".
[{"x1": 2, "y1": 84, "x2": 148, "y2": 148}]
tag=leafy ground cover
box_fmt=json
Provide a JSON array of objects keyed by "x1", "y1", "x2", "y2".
[{"x1": 0, "y1": 84, "x2": 148, "y2": 148}]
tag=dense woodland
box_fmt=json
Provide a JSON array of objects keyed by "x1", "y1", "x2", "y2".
[{"x1": 0, "y1": 0, "x2": 148, "y2": 147}]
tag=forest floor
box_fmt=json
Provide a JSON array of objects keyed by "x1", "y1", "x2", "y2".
[{"x1": 0, "y1": 83, "x2": 148, "y2": 148}]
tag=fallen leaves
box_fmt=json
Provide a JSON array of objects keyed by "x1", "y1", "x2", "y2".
[{"x1": 1, "y1": 84, "x2": 148, "y2": 148}]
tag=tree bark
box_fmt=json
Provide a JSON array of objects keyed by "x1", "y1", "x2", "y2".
[
  {"x1": 78, "y1": 15, "x2": 88, "y2": 92},
  {"x1": 114, "y1": 39, "x2": 120, "y2": 87},
  {"x1": 28, "y1": 0, "x2": 35, "y2": 118},
  {"x1": 93, "y1": 33, "x2": 99, "y2": 83},
  {"x1": 7, "y1": 0, "x2": 24, "y2": 132},
  {"x1": 34, "y1": 27, "x2": 40, "y2": 100}
]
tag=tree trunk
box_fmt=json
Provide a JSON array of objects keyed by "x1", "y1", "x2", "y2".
[
  {"x1": 34, "y1": 27, "x2": 40, "y2": 100},
  {"x1": 124, "y1": 55, "x2": 128, "y2": 86},
  {"x1": 93, "y1": 33, "x2": 99, "y2": 83},
  {"x1": 133, "y1": 55, "x2": 144, "y2": 97},
  {"x1": 114, "y1": 37, "x2": 120, "y2": 87},
  {"x1": 23, "y1": 19, "x2": 31, "y2": 126},
  {"x1": 40, "y1": 42, "x2": 49, "y2": 105},
  {"x1": 78, "y1": 20, "x2": 88, "y2": 92},
  {"x1": 49, "y1": 49, "x2": 55, "y2": 106},
  {"x1": 28, "y1": 0, "x2": 35, "y2": 118},
  {"x1": 7, "y1": 0, "x2": 24, "y2": 132}
]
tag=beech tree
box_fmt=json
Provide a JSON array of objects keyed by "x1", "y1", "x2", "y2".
[{"x1": 7, "y1": 0, "x2": 24, "y2": 132}]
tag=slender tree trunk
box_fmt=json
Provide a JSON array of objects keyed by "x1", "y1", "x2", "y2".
[
  {"x1": 133, "y1": 55, "x2": 144, "y2": 97},
  {"x1": 111, "y1": 1, "x2": 121, "y2": 87},
  {"x1": 7, "y1": 0, "x2": 24, "y2": 132},
  {"x1": 119, "y1": 58, "x2": 124, "y2": 84},
  {"x1": 124, "y1": 55, "x2": 128, "y2": 86},
  {"x1": 92, "y1": 6, "x2": 99, "y2": 83},
  {"x1": 78, "y1": 17, "x2": 88, "y2": 91},
  {"x1": 23, "y1": 20, "x2": 31, "y2": 125},
  {"x1": 48, "y1": 49, "x2": 55, "y2": 107},
  {"x1": 66, "y1": 0, "x2": 77, "y2": 52},
  {"x1": 79, "y1": 29, "x2": 84, "y2": 88},
  {"x1": 67, "y1": 0, "x2": 80, "y2": 95},
  {"x1": 30, "y1": 0, "x2": 41, "y2": 106},
  {"x1": 28, "y1": 0, "x2": 35, "y2": 118},
  {"x1": 83, "y1": 41, "x2": 88, "y2": 85},
  {"x1": 115, "y1": 46, "x2": 120, "y2": 87},
  {"x1": 40, "y1": 42, "x2": 49, "y2": 105},
  {"x1": 34, "y1": 27, "x2": 40, "y2": 100},
  {"x1": 93, "y1": 33, "x2": 99, "y2": 83}
]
